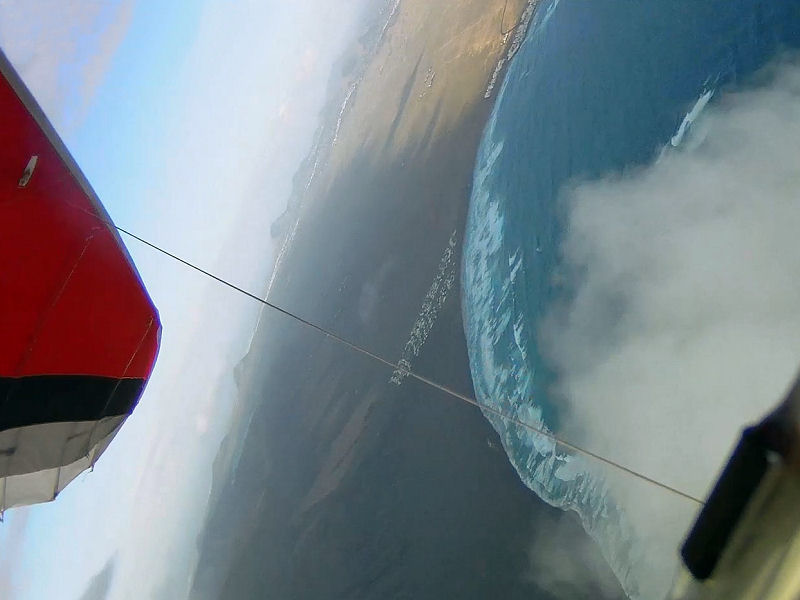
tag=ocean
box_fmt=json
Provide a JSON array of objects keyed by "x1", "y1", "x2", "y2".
[{"x1": 463, "y1": 0, "x2": 800, "y2": 597}]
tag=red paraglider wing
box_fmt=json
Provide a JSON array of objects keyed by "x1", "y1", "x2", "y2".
[{"x1": 0, "y1": 51, "x2": 161, "y2": 510}]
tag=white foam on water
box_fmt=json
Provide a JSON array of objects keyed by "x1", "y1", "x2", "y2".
[
  {"x1": 513, "y1": 312, "x2": 527, "y2": 360},
  {"x1": 462, "y1": 77, "x2": 689, "y2": 600},
  {"x1": 331, "y1": 81, "x2": 359, "y2": 147},
  {"x1": 484, "y1": 58, "x2": 506, "y2": 99},
  {"x1": 533, "y1": 0, "x2": 561, "y2": 36},
  {"x1": 377, "y1": 0, "x2": 402, "y2": 47},
  {"x1": 670, "y1": 87, "x2": 714, "y2": 147}
]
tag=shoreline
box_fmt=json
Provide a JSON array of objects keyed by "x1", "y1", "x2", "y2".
[
  {"x1": 190, "y1": 2, "x2": 625, "y2": 598},
  {"x1": 230, "y1": 0, "x2": 537, "y2": 492},
  {"x1": 265, "y1": 0, "x2": 533, "y2": 305},
  {"x1": 229, "y1": 0, "x2": 540, "y2": 518}
]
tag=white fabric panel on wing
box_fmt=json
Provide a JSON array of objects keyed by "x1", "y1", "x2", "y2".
[
  {"x1": 0, "y1": 416, "x2": 126, "y2": 478},
  {"x1": 0, "y1": 415, "x2": 128, "y2": 511}
]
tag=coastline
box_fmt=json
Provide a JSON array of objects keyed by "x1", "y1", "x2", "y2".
[
  {"x1": 188, "y1": 0, "x2": 622, "y2": 597},
  {"x1": 264, "y1": 0, "x2": 534, "y2": 400},
  {"x1": 217, "y1": 0, "x2": 539, "y2": 513},
  {"x1": 266, "y1": 0, "x2": 533, "y2": 303},
  {"x1": 214, "y1": 0, "x2": 538, "y2": 514}
]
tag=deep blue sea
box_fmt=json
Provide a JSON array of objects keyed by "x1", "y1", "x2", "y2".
[{"x1": 462, "y1": 1, "x2": 800, "y2": 597}]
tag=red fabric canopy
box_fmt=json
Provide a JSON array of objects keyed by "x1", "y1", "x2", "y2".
[
  {"x1": 0, "y1": 51, "x2": 161, "y2": 511},
  {"x1": 0, "y1": 54, "x2": 160, "y2": 383}
]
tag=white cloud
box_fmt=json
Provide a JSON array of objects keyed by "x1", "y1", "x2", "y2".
[
  {"x1": 132, "y1": 0, "x2": 373, "y2": 296},
  {"x1": 541, "y1": 55, "x2": 800, "y2": 500},
  {"x1": 523, "y1": 512, "x2": 622, "y2": 599},
  {"x1": 0, "y1": 0, "x2": 134, "y2": 130},
  {"x1": 78, "y1": 2, "x2": 134, "y2": 113}
]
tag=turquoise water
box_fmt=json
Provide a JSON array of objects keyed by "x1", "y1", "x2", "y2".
[{"x1": 462, "y1": 1, "x2": 800, "y2": 597}]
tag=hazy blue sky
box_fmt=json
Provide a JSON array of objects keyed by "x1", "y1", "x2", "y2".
[{"x1": 0, "y1": 1, "x2": 370, "y2": 598}]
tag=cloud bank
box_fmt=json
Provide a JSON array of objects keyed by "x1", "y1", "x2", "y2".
[
  {"x1": 542, "y1": 56, "x2": 800, "y2": 500},
  {"x1": 524, "y1": 512, "x2": 622, "y2": 599}
]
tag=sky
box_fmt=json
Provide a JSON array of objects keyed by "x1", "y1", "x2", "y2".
[{"x1": 0, "y1": 1, "x2": 371, "y2": 598}]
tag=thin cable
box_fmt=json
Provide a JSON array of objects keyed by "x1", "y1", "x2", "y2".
[
  {"x1": 115, "y1": 225, "x2": 704, "y2": 506},
  {"x1": 499, "y1": 0, "x2": 526, "y2": 37},
  {"x1": 499, "y1": 0, "x2": 516, "y2": 36}
]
